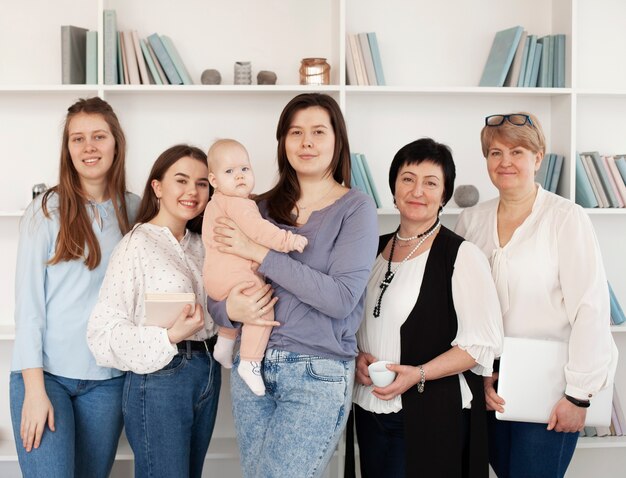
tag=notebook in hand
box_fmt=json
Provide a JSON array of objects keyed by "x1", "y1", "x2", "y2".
[
  {"x1": 495, "y1": 336, "x2": 612, "y2": 427},
  {"x1": 144, "y1": 292, "x2": 196, "y2": 328}
]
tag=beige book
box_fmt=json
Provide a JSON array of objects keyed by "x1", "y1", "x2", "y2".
[{"x1": 144, "y1": 292, "x2": 195, "y2": 328}]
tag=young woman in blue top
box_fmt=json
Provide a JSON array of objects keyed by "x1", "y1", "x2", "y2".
[
  {"x1": 209, "y1": 93, "x2": 379, "y2": 477},
  {"x1": 9, "y1": 97, "x2": 139, "y2": 478}
]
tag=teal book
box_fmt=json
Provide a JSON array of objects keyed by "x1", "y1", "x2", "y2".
[
  {"x1": 575, "y1": 153, "x2": 599, "y2": 208},
  {"x1": 548, "y1": 154, "x2": 564, "y2": 193},
  {"x1": 529, "y1": 43, "x2": 543, "y2": 87},
  {"x1": 548, "y1": 34, "x2": 556, "y2": 87},
  {"x1": 147, "y1": 33, "x2": 182, "y2": 85},
  {"x1": 609, "y1": 282, "x2": 625, "y2": 325},
  {"x1": 350, "y1": 153, "x2": 368, "y2": 194},
  {"x1": 614, "y1": 156, "x2": 626, "y2": 184},
  {"x1": 86, "y1": 31, "x2": 97, "y2": 84},
  {"x1": 353, "y1": 153, "x2": 374, "y2": 200},
  {"x1": 522, "y1": 35, "x2": 538, "y2": 87},
  {"x1": 555, "y1": 34, "x2": 566, "y2": 88},
  {"x1": 367, "y1": 32, "x2": 386, "y2": 86},
  {"x1": 117, "y1": 31, "x2": 124, "y2": 84},
  {"x1": 505, "y1": 30, "x2": 527, "y2": 86},
  {"x1": 359, "y1": 154, "x2": 382, "y2": 207},
  {"x1": 161, "y1": 35, "x2": 193, "y2": 85},
  {"x1": 479, "y1": 26, "x2": 524, "y2": 87},
  {"x1": 103, "y1": 10, "x2": 118, "y2": 84},
  {"x1": 516, "y1": 36, "x2": 531, "y2": 87},
  {"x1": 140, "y1": 39, "x2": 162, "y2": 85},
  {"x1": 537, "y1": 36, "x2": 551, "y2": 87},
  {"x1": 584, "y1": 151, "x2": 620, "y2": 207},
  {"x1": 535, "y1": 153, "x2": 552, "y2": 188},
  {"x1": 61, "y1": 25, "x2": 88, "y2": 84},
  {"x1": 544, "y1": 153, "x2": 556, "y2": 190}
]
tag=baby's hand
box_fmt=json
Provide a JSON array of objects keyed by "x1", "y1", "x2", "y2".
[{"x1": 293, "y1": 235, "x2": 308, "y2": 253}]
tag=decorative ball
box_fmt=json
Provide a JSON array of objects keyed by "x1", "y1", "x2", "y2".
[
  {"x1": 257, "y1": 70, "x2": 277, "y2": 85},
  {"x1": 454, "y1": 184, "x2": 480, "y2": 208},
  {"x1": 201, "y1": 69, "x2": 222, "y2": 85}
]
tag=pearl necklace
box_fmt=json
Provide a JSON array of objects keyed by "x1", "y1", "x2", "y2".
[{"x1": 373, "y1": 219, "x2": 441, "y2": 318}]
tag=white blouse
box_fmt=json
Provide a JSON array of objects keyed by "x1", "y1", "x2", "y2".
[
  {"x1": 354, "y1": 240, "x2": 504, "y2": 414},
  {"x1": 455, "y1": 186, "x2": 618, "y2": 400},
  {"x1": 87, "y1": 223, "x2": 215, "y2": 375}
]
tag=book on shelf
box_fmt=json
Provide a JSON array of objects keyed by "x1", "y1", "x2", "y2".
[
  {"x1": 85, "y1": 31, "x2": 98, "y2": 85},
  {"x1": 161, "y1": 35, "x2": 193, "y2": 85},
  {"x1": 581, "y1": 153, "x2": 608, "y2": 207},
  {"x1": 583, "y1": 151, "x2": 621, "y2": 208},
  {"x1": 367, "y1": 32, "x2": 386, "y2": 86},
  {"x1": 547, "y1": 33, "x2": 556, "y2": 87},
  {"x1": 349, "y1": 153, "x2": 368, "y2": 194},
  {"x1": 548, "y1": 154, "x2": 564, "y2": 193},
  {"x1": 515, "y1": 35, "x2": 531, "y2": 87},
  {"x1": 583, "y1": 426, "x2": 597, "y2": 437},
  {"x1": 528, "y1": 42, "x2": 542, "y2": 88},
  {"x1": 345, "y1": 34, "x2": 357, "y2": 86},
  {"x1": 609, "y1": 281, "x2": 625, "y2": 326},
  {"x1": 358, "y1": 32, "x2": 378, "y2": 86},
  {"x1": 131, "y1": 31, "x2": 152, "y2": 84},
  {"x1": 103, "y1": 10, "x2": 118, "y2": 84},
  {"x1": 140, "y1": 39, "x2": 162, "y2": 85},
  {"x1": 348, "y1": 33, "x2": 367, "y2": 86},
  {"x1": 554, "y1": 33, "x2": 566, "y2": 88},
  {"x1": 605, "y1": 156, "x2": 626, "y2": 205},
  {"x1": 479, "y1": 25, "x2": 524, "y2": 87},
  {"x1": 575, "y1": 153, "x2": 599, "y2": 208},
  {"x1": 61, "y1": 25, "x2": 88, "y2": 84},
  {"x1": 504, "y1": 30, "x2": 527, "y2": 87},
  {"x1": 537, "y1": 35, "x2": 551, "y2": 87},
  {"x1": 613, "y1": 387, "x2": 626, "y2": 435},
  {"x1": 350, "y1": 153, "x2": 382, "y2": 208},
  {"x1": 359, "y1": 154, "x2": 382, "y2": 208},
  {"x1": 522, "y1": 35, "x2": 538, "y2": 87},
  {"x1": 145, "y1": 40, "x2": 169, "y2": 85},
  {"x1": 612, "y1": 401, "x2": 623, "y2": 436},
  {"x1": 121, "y1": 31, "x2": 141, "y2": 84},
  {"x1": 615, "y1": 155, "x2": 626, "y2": 184},
  {"x1": 117, "y1": 31, "x2": 125, "y2": 84},
  {"x1": 144, "y1": 292, "x2": 195, "y2": 328},
  {"x1": 147, "y1": 33, "x2": 183, "y2": 85},
  {"x1": 535, "y1": 153, "x2": 551, "y2": 188}
]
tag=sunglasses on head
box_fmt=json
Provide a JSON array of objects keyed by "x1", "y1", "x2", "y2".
[{"x1": 485, "y1": 114, "x2": 533, "y2": 127}]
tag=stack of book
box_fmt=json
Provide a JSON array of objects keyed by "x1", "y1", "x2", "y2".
[
  {"x1": 479, "y1": 25, "x2": 566, "y2": 88},
  {"x1": 609, "y1": 282, "x2": 626, "y2": 326},
  {"x1": 535, "y1": 153, "x2": 565, "y2": 193},
  {"x1": 576, "y1": 152, "x2": 626, "y2": 208},
  {"x1": 346, "y1": 32, "x2": 385, "y2": 86},
  {"x1": 103, "y1": 10, "x2": 192, "y2": 85},
  {"x1": 580, "y1": 386, "x2": 626, "y2": 438},
  {"x1": 350, "y1": 153, "x2": 382, "y2": 208}
]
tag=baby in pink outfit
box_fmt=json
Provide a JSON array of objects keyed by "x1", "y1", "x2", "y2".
[{"x1": 202, "y1": 139, "x2": 307, "y2": 395}]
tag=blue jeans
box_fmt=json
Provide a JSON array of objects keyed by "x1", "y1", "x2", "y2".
[
  {"x1": 488, "y1": 413, "x2": 578, "y2": 478},
  {"x1": 231, "y1": 348, "x2": 355, "y2": 478},
  {"x1": 9, "y1": 371, "x2": 124, "y2": 478},
  {"x1": 123, "y1": 348, "x2": 221, "y2": 478},
  {"x1": 354, "y1": 404, "x2": 405, "y2": 478}
]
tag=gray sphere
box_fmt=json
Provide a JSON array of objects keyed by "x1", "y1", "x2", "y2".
[
  {"x1": 454, "y1": 184, "x2": 480, "y2": 208},
  {"x1": 201, "y1": 69, "x2": 221, "y2": 85},
  {"x1": 257, "y1": 70, "x2": 277, "y2": 85}
]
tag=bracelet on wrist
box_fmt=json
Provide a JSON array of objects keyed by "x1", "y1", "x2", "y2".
[
  {"x1": 417, "y1": 365, "x2": 425, "y2": 393},
  {"x1": 565, "y1": 394, "x2": 590, "y2": 408}
]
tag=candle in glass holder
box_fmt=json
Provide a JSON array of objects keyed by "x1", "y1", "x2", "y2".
[{"x1": 299, "y1": 58, "x2": 330, "y2": 85}]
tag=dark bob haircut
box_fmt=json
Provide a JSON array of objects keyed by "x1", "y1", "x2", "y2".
[{"x1": 388, "y1": 137, "x2": 456, "y2": 206}]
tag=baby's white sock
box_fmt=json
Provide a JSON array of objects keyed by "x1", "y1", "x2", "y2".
[
  {"x1": 238, "y1": 360, "x2": 266, "y2": 396},
  {"x1": 213, "y1": 336, "x2": 235, "y2": 369}
]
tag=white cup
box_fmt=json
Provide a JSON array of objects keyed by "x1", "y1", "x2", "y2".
[{"x1": 367, "y1": 360, "x2": 397, "y2": 387}]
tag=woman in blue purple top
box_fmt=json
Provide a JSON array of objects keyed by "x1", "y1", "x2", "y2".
[{"x1": 208, "y1": 93, "x2": 378, "y2": 477}]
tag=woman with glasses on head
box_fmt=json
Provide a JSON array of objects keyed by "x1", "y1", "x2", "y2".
[{"x1": 455, "y1": 112, "x2": 618, "y2": 478}]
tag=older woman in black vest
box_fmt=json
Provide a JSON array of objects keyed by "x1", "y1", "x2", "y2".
[{"x1": 353, "y1": 138, "x2": 503, "y2": 477}]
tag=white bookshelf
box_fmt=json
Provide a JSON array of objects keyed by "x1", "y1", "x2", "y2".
[{"x1": 1, "y1": 1, "x2": 626, "y2": 477}]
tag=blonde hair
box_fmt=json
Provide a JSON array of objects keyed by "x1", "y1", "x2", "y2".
[
  {"x1": 207, "y1": 138, "x2": 247, "y2": 172},
  {"x1": 480, "y1": 112, "x2": 546, "y2": 157}
]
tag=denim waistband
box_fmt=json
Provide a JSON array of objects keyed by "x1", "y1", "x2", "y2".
[{"x1": 265, "y1": 348, "x2": 349, "y2": 364}]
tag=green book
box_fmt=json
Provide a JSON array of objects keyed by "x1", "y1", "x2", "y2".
[
  {"x1": 479, "y1": 26, "x2": 524, "y2": 87},
  {"x1": 61, "y1": 25, "x2": 88, "y2": 84},
  {"x1": 86, "y1": 31, "x2": 97, "y2": 84}
]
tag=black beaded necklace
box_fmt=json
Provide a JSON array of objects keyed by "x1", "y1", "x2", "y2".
[{"x1": 373, "y1": 218, "x2": 441, "y2": 318}]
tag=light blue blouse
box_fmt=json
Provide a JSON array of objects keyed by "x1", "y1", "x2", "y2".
[{"x1": 11, "y1": 191, "x2": 140, "y2": 379}]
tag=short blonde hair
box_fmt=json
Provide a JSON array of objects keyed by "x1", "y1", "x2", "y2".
[
  {"x1": 480, "y1": 112, "x2": 546, "y2": 157},
  {"x1": 207, "y1": 138, "x2": 247, "y2": 172}
]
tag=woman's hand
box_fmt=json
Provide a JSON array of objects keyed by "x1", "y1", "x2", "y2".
[
  {"x1": 225, "y1": 282, "x2": 280, "y2": 326},
  {"x1": 484, "y1": 373, "x2": 505, "y2": 412},
  {"x1": 214, "y1": 217, "x2": 269, "y2": 264},
  {"x1": 547, "y1": 397, "x2": 587, "y2": 433},
  {"x1": 167, "y1": 303, "x2": 205, "y2": 344},
  {"x1": 371, "y1": 363, "x2": 419, "y2": 401},
  {"x1": 20, "y1": 369, "x2": 55, "y2": 452},
  {"x1": 355, "y1": 352, "x2": 376, "y2": 386}
]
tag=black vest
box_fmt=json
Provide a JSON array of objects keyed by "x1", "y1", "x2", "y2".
[{"x1": 378, "y1": 226, "x2": 488, "y2": 478}]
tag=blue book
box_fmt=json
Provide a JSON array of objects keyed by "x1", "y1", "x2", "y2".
[
  {"x1": 548, "y1": 154, "x2": 564, "y2": 193},
  {"x1": 367, "y1": 32, "x2": 386, "y2": 86},
  {"x1": 140, "y1": 39, "x2": 161, "y2": 85},
  {"x1": 545, "y1": 153, "x2": 556, "y2": 190},
  {"x1": 584, "y1": 151, "x2": 620, "y2": 207},
  {"x1": 614, "y1": 156, "x2": 626, "y2": 184},
  {"x1": 147, "y1": 33, "x2": 182, "y2": 85},
  {"x1": 103, "y1": 10, "x2": 118, "y2": 85},
  {"x1": 350, "y1": 153, "x2": 368, "y2": 194},
  {"x1": 575, "y1": 153, "x2": 599, "y2": 208},
  {"x1": 161, "y1": 35, "x2": 193, "y2": 85},
  {"x1": 353, "y1": 153, "x2": 374, "y2": 200},
  {"x1": 479, "y1": 26, "x2": 524, "y2": 87},
  {"x1": 86, "y1": 31, "x2": 98, "y2": 84},
  {"x1": 516, "y1": 36, "x2": 531, "y2": 87},
  {"x1": 535, "y1": 153, "x2": 552, "y2": 188},
  {"x1": 359, "y1": 154, "x2": 382, "y2": 207},
  {"x1": 608, "y1": 282, "x2": 626, "y2": 325},
  {"x1": 529, "y1": 43, "x2": 543, "y2": 87},
  {"x1": 537, "y1": 36, "x2": 551, "y2": 87},
  {"x1": 555, "y1": 34, "x2": 566, "y2": 88},
  {"x1": 548, "y1": 34, "x2": 556, "y2": 87},
  {"x1": 522, "y1": 35, "x2": 538, "y2": 87}
]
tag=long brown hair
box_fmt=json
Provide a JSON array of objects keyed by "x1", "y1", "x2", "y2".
[
  {"x1": 135, "y1": 144, "x2": 210, "y2": 234},
  {"x1": 43, "y1": 97, "x2": 132, "y2": 270},
  {"x1": 257, "y1": 93, "x2": 351, "y2": 226}
]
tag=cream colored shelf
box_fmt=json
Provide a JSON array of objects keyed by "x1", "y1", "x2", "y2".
[{"x1": 577, "y1": 436, "x2": 626, "y2": 449}]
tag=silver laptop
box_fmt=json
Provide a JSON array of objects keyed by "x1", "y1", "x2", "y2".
[{"x1": 495, "y1": 336, "x2": 612, "y2": 427}]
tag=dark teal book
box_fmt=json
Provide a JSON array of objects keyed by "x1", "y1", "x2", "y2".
[
  {"x1": 548, "y1": 33, "x2": 556, "y2": 87},
  {"x1": 609, "y1": 282, "x2": 625, "y2": 325},
  {"x1": 522, "y1": 35, "x2": 538, "y2": 87},
  {"x1": 535, "y1": 153, "x2": 552, "y2": 188},
  {"x1": 555, "y1": 34, "x2": 566, "y2": 88},
  {"x1": 367, "y1": 32, "x2": 386, "y2": 86},
  {"x1": 161, "y1": 35, "x2": 193, "y2": 85},
  {"x1": 147, "y1": 33, "x2": 182, "y2": 85},
  {"x1": 86, "y1": 31, "x2": 97, "y2": 84},
  {"x1": 516, "y1": 36, "x2": 531, "y2": 87},
  {"x1": 584, "y1": 151, "x2": 620, "y2": 207},
  {"x1": 614, "y1": 155, "x2": 626, "y2": 184},
  {"x1": 359, "y1": 154, "x2": 382, "y2": 207},
  {"x1": 353, "y1": 153, "x2": 374, "y2": 200},
  {"x1": 479, "y1": 26, "x2": 524, "y2": 87},
  {"x1": 537, "y1": 36, "x2": 551, "y2": 87},
  {"x1": 544, "y1": 153, "x2": 556, "y2": 190},
  {"x1": 529, "y1": 43, "x2": 543, "y2": 87},
  {"x1": 350, "y1": 153, "x2": 368, "y2": 194},
  {"x1": 548, "y1": 154, "x2": 564, "y2": 193},
  {"x1": 575, "y1": 153, "x2": 599, "y2": 208}
]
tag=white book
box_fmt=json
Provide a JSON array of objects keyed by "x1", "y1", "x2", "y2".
[{"x1": 144, "y1": 292, "x2": 195, "y2": 328}]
